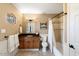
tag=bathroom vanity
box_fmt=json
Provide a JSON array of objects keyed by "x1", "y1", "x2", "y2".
[{"x1": 18, "y1": 33, "x2": 40, "y2": 49}]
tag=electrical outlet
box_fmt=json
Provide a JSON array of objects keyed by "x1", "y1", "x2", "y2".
[{"x1": 0, "y1": 29, "x2": 6, "y2": 33}]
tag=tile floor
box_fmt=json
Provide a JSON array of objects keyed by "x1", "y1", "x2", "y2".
[{"x1": 16, "y1": 49, "x2": 54, "y2": 56}]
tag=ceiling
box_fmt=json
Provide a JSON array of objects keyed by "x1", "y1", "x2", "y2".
[{"x1": 14, "y1": 3, "x2": 63, "y2": 14}]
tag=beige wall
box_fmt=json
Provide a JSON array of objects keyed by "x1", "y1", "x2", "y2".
[
  {"x1": 22, "y1": 14, "x2": 56, "y2": 33},
  {"x1": 0, "y1": 4, "x2": 22, "y2": 40}
]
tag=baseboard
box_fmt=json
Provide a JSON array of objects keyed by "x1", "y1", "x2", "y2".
[{"x1": 19, "y1": 49, "x2": 39, "y2": 51}]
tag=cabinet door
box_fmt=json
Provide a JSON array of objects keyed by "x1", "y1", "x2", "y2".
[
  {"x1": 28, "y1": 38, "x2": 33, "y2": 48},
  {"x1": 19, "y1": 41, "x2": 24, "y2": 48},
  {"x1": 24, "y1": 39, "x2": 29, "y2": 48},
  {"x1": 33, "y1": 37, "x2": 40, "y2": 48},
  {"x1": 24, "y1": 37, "x2": 33, "y2": 49},
  {"x1": 19, "y1": 39, "x2": 24, "y2": 49}
]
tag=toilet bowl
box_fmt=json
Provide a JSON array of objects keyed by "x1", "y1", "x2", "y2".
[
  {"x1": 42, "y1": 41, "x2": 48, "y2": 52},
  {"x1": 40, "y1": 34, "x2": 48, "y2": 52}
]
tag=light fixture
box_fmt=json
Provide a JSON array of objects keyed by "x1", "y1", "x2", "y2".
[
  {"x1": 29, "y1": 19, "x2": 32, "y2": 22},
  {"x1": 29, "y1": 19, "x2": 33, "y2": 33}
]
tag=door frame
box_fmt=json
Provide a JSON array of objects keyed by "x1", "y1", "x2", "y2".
[{"x1": 62, "y1": 4, "x2": 70, "y2": 56}]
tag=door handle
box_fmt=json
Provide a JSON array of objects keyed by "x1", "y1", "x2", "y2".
[{"x1": 69, "y1": 44, "x2": 75, "y2": 50}]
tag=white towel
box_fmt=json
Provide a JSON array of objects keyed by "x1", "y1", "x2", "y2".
[
  {"x1": 8, "y1": 35, "x2": 15, "y2": 53},
  {"x1": 14, "y1": 33, "x2": 19, "y2": 48},
  {"x1": 48, "y1": 19, "x2": 56, "y2": 53}
]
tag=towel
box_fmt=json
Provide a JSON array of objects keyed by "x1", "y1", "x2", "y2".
[
  {"x1": 48, "y1": 19, "x2": 56, "y2": 53},
  {"x1": 14, "y1": 33, "x2": 19, "y2": 48},
  {"x1": 8, "y1": 35, "x2": 15, "y2": 53}
]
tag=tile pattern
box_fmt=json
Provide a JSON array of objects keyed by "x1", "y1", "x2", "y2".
[{"x1": 16, "y1": 49, "x2": 54, "y2": 56}]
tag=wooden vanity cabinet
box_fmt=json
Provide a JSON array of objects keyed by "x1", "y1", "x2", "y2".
[{"x1": 18, "y1": 34, "x2": 40, "y2": 49}]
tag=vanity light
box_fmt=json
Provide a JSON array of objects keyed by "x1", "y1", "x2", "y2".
[{"x1": 29, "y1": 19, "x2": 32, "y2": 22}]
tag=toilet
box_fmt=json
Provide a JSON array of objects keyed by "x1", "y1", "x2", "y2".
[
  {"x1": 41, "y1": 35, "x2": 48, "y2": 52},
  {"x1": 42, "y1": 41, "x2": 48, "y2": 52}
]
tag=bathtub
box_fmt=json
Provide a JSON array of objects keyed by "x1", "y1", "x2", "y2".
[{"x1": 53, "y1": 42, "x2": 63, "y2": 56}]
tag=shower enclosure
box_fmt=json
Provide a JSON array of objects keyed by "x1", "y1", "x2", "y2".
[{"x1": 52, "y1": 12, "x2": 67, "y2": 56}]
